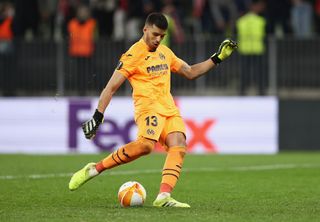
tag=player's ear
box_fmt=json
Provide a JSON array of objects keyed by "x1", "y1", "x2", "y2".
[{"x1": 143, "y1": 25, "x2": 147, "y2": 33}]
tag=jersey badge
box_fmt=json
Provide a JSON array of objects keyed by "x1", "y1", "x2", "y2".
[
  {"x1": 147, "y1": 129, "x2": 155, "y2": 135},
  {"x1": 116, "y1": 61, "x2": 123, "y2": 70},
  {"x1": 159, "y1": 53, "x2": 165, "y2": 60}
]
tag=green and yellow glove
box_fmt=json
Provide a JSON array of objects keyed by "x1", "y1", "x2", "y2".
[{"x1": 211, "y1": 39, "x2": 238, "y2": 65}]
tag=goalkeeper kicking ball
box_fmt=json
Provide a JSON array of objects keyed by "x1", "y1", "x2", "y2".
[{"x1": 118, "y1": 181, "x2": 147, "y2": 207}]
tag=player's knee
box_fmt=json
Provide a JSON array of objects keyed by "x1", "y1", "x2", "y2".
[
  {"x1": 173, "y1": 138, "x2": 187, "y2": 148},
  {"x1": 137, "y1": 137, "x2": 155, "y2": 155},
  {"x1": 176, "y1": 140, "x2": 187, "y2": 148},
  {"x1": 166, "y1": 132, "x2": 187, "y2": 148}
]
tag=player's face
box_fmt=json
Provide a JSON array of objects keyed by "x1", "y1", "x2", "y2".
[{"x1": 143, "y1": 24, "x2": 166, "y2": 51}]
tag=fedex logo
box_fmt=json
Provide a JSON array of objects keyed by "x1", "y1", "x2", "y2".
[{"x1": 68, "y1": 100, "x2": 217, "y2": 153}]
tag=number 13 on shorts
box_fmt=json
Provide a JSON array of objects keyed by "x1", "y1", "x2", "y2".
[{"x1": 137, "y1": 113, "x2": 165, "y2": 141}]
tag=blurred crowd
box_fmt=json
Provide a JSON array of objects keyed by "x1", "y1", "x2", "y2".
[
  {"x1": 0, "y1": 0, "x2": 320, "y2": 43},
  {"x1": 1, "y1": 0, "x2": 320, "y2": 97}
]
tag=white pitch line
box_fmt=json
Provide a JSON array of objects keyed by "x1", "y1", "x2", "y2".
[{"x1": 0, "y1": 163, "x2": 319, "y2": 180}]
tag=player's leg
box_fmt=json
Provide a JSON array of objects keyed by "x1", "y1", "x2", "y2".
[
  {"x1": 153, "y1": 115, "x2": 190, "y2": 208},
  {"x1": 69, "y1": 113, "x2": 165, "y2": 191},
  {"x1": 95, "y1": 113, "x2": 165, "y2": 172},
  {"x1": 160, "y1": 132, "x2": 187, "y2": 194},
  {"x1": 68, "y1": 137, "x2": 155, "y2": 191},
  {"x1": 95, "y1": 136, "x2": 155, "y2": 171}
]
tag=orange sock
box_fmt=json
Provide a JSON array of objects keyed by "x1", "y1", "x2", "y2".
[
  {"x1": 160, "y1": 146, "x2": 186, "y2": 193},
  {"x1": 95, "y1": 137, "x2": 155, "y2": 172}
]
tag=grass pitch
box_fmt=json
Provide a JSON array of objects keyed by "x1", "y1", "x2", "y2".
[{"x1": 0, "y1": 152, "x2": 319, "y2": 222}]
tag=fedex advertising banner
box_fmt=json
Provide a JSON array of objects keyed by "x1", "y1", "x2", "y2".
[{"x1": 0, "y1": 97, "x2": 278, "y2": 154}]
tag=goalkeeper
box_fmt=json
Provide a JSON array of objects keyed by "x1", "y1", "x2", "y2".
[{"x1": 69, "y1": 12, "x2": 237, "y2": 208}]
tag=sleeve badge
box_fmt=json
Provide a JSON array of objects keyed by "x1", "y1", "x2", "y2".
[{"x1": 116, "y1": 61, "x2": 123, "y2": 70}]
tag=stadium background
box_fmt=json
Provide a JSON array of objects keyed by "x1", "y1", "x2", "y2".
[
  {"x1": 1, "y1": 1, "x2": 320, "y2": 221},
  {"x1": 1, "y1": 0, "x2": 320, "y2": 153}
]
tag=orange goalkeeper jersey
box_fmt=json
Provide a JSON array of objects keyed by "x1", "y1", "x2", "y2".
[{"x1": 117, "y1": 38, "x2": 184, "y2": 119}]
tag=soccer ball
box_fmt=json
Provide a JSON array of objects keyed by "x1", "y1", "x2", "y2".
[{"x1": 118, "y1": 181, "x2": 147, "y2": 207}]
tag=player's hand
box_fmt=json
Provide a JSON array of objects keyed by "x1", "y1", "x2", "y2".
[
  {"x1": 211, "y1": 39, "x2": 237, "y2": 65},
  {"x1": 82, "y1": 109, "x2": 104, "y2": 139}
]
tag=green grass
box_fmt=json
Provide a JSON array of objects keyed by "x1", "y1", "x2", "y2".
[{"x1": 0, "y1": 152, "x2": 320, "y2": 222}]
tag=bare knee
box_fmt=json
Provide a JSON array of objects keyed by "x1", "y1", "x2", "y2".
[{"x1": 165, "y1": 132, "x2": 187, "y2": 148}]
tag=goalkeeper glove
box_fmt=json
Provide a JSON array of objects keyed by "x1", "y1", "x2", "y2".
[
  {"x1": 82, "y1": 109, "x2": 104, "y2": 139},
  {"x1": 211, "y1": 39, "x2": 237, "y2": 65}
]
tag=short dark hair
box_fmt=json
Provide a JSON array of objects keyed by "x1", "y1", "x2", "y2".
[{"x1": 145, "y1": 13, "x2": 168, "y2": 30}]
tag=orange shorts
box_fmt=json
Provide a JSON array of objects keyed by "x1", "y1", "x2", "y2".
[{"x1": 136, "y1": 112, "x2": 186, "y2": 146}]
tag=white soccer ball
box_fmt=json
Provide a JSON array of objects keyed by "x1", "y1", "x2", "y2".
[{"x1": 118, "y1": 181, "x2": 147, "y2": 207}]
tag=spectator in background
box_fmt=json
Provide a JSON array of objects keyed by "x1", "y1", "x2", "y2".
[
  {"x1": 0, "y1": 2, "x2": 15, "y2": 96},
  {"x1": 0, "y1": 2, "x2": 13, "y2": 48},
  {"x1": 12, "y1": 0, "x2": 40, "y2": 39},
  {"x1": 172, "y1": 0, "x2": 192, "y2": 35},
  {"x1": 125, "y1": 0, "x2": 144, "y2": 41},
  {"x1": 236, "y1": 0, "x2": 267, "y2": 95},
  {"x1": 192, "y1": 0, "x2": 215, "y2": 34},
  {"x1": 142, "y1": 0, "x2": 162, "y2": 18},
  {"x1": 291, "y1": 0, "x2": 313, "y2": 38},
  {"x1": 314, "y1": 0, "x2": 320, "y2": 34},
  {"x1": 161, "y1": 0, "x2": 185, "y2": 47},
  {"x1": 113, "y1": 0, "x2": 127, "y2": 41},
  {"x1": 234, "y1": 0, "x2": 250, "y2": 16},
  {"x1": 90, "y1": 0, "x2": 116, "y2": 38},
  {"x1": 57, "y1": 0, "x2": 81, "y2": 38},
  {"x1": 208, "y1": 0, "x2": 238, "y2": 36},
  {"x1": 67, "y1": 4, "x2": 97, "y2": 95},
  {"x1": 265, "y1": 0, "x2": 292, "y2": 36},
  {"x1": 38, "y1": 0, "x2": 59, "y2": 40}
]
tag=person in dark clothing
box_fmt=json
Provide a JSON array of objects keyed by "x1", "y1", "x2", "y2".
[
  {"x1": 12, "y1": 0, "x2": 40, "y2": 38},
  {"x1": 265, "y1": 0, "x2": 292, "y2": 35}
]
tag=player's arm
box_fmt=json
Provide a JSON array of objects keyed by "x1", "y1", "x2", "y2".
[
  {"x1": 177, "y1": 39, "x2": 237, "y2": 80},
  {"x1": 97, "y1": 71, "x2": 126, "y2": 114},
  {"x1": 82, "y1": 71, "x2": 126, "y2": 139},
  {"x1": 177, "y1": 59, "x2": 215, "y2": 80}
]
